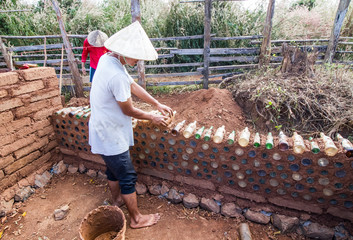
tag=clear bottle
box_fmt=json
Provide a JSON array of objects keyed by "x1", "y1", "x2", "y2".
[
  {"x1": 195, "y1": 126, "x2": 205, "y2": 139},
  {"x1": 204, "y1": 126, "x2": 213, "y2": 141},
  {"x1": 166, "y1": 110, "x2": 177, "y2": 126},
  {"x1": 227, "y1": 131, "x2": 236, "y2": 145},
  {"x1": 76, "y1": 108, "x2": 91, "y2": 119},
  {"x1": 68, "y1": 107, "x2": 83, "y2": 118},
  {"x1": 336, "y1": 133, "x2": 353, "y2": 158},
  {"x1": 278, "y1": 131, "x2": 289, "y2": 151},
  {"x1": 238, "y1": 127, "x2": 250, "y2": 147},
  {"x1": 171, "y1": 120, "x2": 186, "y2": 136},
  {"x1": 183, "y1": 121, "x2": 197, "y2": 138},
  {"x1": 253, "y1": 132, "x2": 261, "y2": 148},
  {"x1": 320, "y1": 132, "x2": 338, "y2": 156},
  {"x1": 309, "y1": 137, "x2": 320, "y2": 154},
  {"x1": 213, "y1": 125, "x2": 225, "y2": 144},
  {"x1": 265, "y1": 132, "x2": 274, "y2": 149},
  {"x1": 293, "y1": 132, "x2": 305, "y2": 154}
]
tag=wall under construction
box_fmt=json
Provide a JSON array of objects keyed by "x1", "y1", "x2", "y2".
[
  {"x1": 53, "y1": 113, "x2": 353, "y2": 223},
  {"x1": 0, "y1": 67, "x2": 62, "y2": 201}
]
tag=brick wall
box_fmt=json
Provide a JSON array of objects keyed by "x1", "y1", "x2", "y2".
[{"x1": 0, "y1": 67, "x2": 62, "y2": 200}]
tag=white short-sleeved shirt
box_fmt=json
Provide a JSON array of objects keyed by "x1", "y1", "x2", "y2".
[{"x1": 89, "y1": 54, "x2": 134, "y2": 156}]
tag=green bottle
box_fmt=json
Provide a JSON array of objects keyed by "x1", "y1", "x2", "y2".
[
  {"x1": 195, "y1": 126, "x2": 205, "y2": 139},
  {"x1": 265, "y1": 132, "x2": 273, "y2": 149},
  {"x1": 309, "y1": 137, "x2": 320, "y2": 154},
  {"x1": 204, "y1": 126, "x2": 213, "y2": 141},
  {"x1": 253, "y1": 132, "x2": 260, "y2": 148},
  {"x1": 227, "y1": 131, "x2": 235, "y2": 145}
]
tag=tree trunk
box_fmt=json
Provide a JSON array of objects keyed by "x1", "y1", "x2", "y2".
[{"x1": 259, "y1": 0, "x2": 275, "y2": 68}]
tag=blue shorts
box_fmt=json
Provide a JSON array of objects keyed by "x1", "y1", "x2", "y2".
[
  {"x1": 101, "y1": 150, "x2": 137, "y2": 195},
  {"x1": 89, "y1": 67, "x2": 96, "y2": 82}
]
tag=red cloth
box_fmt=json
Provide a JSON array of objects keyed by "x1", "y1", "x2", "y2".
[{"x1": 81, "y1": 38, "x2": 108, "y2": 69}]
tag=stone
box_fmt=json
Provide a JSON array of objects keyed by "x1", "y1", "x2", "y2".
[
  {"x1": 244, "y1": 209, "x2": 270, "y2": 224},
  {"x1": 334, "y1": 223, "x2": 351, "y2": 240},
  {"x1": 200, "y1": 197, "x2": 220, "y2": 213},
  {"x1": 67, "y1": 165, "x2": 78, "y2": 174},
  {"x1": 78, "y1": 163, "x2": 86, "y2": 173},
  {"x1": 148, "y1": 184, "x2": 161, "y2": 196},
  {"x1": 212, "y1": 194, "x2": 224, "y2": 202},
  {"x1": 272, "y1": 214, "x2": 299, "y2": 233},
  {"x1": 97, "y1": 171, "x2": 107, "y2": 179},
  {"x1": 300, "y1": 213, "x2": 310, "y2": 221},
  {"x1": 0, "y1": 198, "x2": 14, "y2": 217},
  {"x1": 54, "y1": 204, "x2": 70, "y2": 221},
  {"x1": 183, "y1": 193, "x2": 199, "y2": 209},
  {"x1": 302, "y1": 222, "x2": 334, "y2": 240},
  {"x1": 86, "y1": 169, "x2": 97, "y2": 178},
  {"x1": 34, "y1": 171, "x2": 52, "y2": 188},
  {"x1": 14, "y1": 186, "x2": 35, "y2": 202},
  {"x1": 166, "y1": 189, "x2": 182, "y2": 204},
  {"x1": 160, "y1": 184, "x2": 169, "y2": 196},
  {"x1": 135, "y1": 182, "x2": 147, "y2": 195},
  {"x1": 221, "y1": 203, "x2": 243, "y2": 219},
  {"x1": 52, "y1": 160, "x2": 67, "y2": 175}
]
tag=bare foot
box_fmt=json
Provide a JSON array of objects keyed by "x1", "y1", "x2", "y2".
[
  {"x1": 112, "y1": 198, "x2": 125, "y2": 208},
  {"x1": 130, "y1": 213, "x2": 160, "y2": 229}
]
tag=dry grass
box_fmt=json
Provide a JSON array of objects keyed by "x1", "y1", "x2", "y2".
[{"x1": 224, "y1": 64, "x2": 353, "y2": 138}]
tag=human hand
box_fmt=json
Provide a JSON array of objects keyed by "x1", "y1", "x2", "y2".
[
  {"x1": 156, "y1": 103, "x2": 173, "y2": 117},
  {"x1": 150, "y1": 113, "x2": 170, "y2": 127},
  {"x1": 82, "y1": 65, "x2": 87, "y2": 76}
]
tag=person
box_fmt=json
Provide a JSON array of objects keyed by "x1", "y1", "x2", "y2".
[
  {"x1": 81, "y1": 30, "x2": 108, "y2": 82},
  {"x1": 89, "y1": 21, "x2": 173, "y2": 229}
]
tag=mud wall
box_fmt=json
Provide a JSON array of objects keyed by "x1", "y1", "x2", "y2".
[
  {"x1": 53, "y1": 113, "x2": 353, "y2": 223},
  {"x1": 0, "y1": 67, "x2": 62, "y2": 200}
]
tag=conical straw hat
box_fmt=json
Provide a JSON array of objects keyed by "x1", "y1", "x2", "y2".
[
  {"x1": 87, "y1": 30, "x2": 108, "y2": 47},
  {"x1": 104, "y1": 21, "x2": 158, "y2": 61}
]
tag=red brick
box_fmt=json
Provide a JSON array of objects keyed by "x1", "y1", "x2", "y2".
[
  {"x1": 175, "y1": 175, "x2": 216, "y2": 191},
  {"x1": 0, "y1": 98, "x2": 23, "y2": 112},
  {"x1": 33, "y1": 119, "x2": 51, "y2": 130},
  {"x1": 139, "y1": 168, "x2": 174, "y2": 181},
  {"x1": 0, "y1": 174, "x2": 20, "y2": 192},
  {"x1": 1, "y1": 185, "x2": 17, "y2": 201},
  {"x1": 44, "y1": 139, "x2": 58, "y2": 153},
  {"x1": 30, "y1": 89, "x2": 59, "y2": 102},
  {"x1": 18, "y1": 67, "x2": 56, "y2": 81},
  {"x1": 51, "y1": 96, "x2": 63, "y2": 107},
  {"x1": 14, "y1": 136, "x2": 48, "y2": 159},
  {"x1": 25, "y1": 173, "x2": 36, "y2": 186},
  {"x1": 78, "y1": 152, "x2": 105, "y2": 165},
  {"x1": 18, "y1": 152, "x2": 51, "y2": 178},
  {"x1": 268, "y1": 197, "x2": 323, "y2": 214},
  {"x1": 0, "y1": 117, "x2": 31, "y2": 136},
  {"x1": 33, "y1": 106, "x2": 59, "y2": 120},
  {"x1": 218, "y1": 185, "x2": 266, "y2": 203},
  {"x1": 11, "y1": 80, "x2": 44, "y2": 96},
  {"x1": 0, "y1": 89, "x2": 8, "y2": 98},
  {"x1": 0, "y1": 134, "x2": 36, "y2": 157},
  {"x1": 0, "y1": 170, "x2": 4, "y2": 179},
  {"x1": 0, "y1": 155, "x2": 15, "y2": 169},
  {"x1": 37, "y1": 126, "x2": 54, "y2": 137},
  {"x1": 4, "y1": 150, "x2": 41, "y2": 174},
  {"x1": 45, "y1": 76, "x2": 59, "y2": 88},
  {"x1": 15, "y1": 99, "x2": 49, "y2": 118},
  {"x1": 0, "y1": 72, "x2": 19, "y2": 87},
  {"x1": 327, "y1": 207, "x2": 353, "y2": 222},
  {"x1": 1, "y1": 123, "x2": 41, "y2": 146},
  {"x1": 17, "y1": 178, "x2": 30, "y2": 188},
  {"x1": 0, "y1": 111, "x2": 13, "y2": 124}
]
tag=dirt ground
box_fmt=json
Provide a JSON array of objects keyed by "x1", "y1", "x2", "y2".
[{"x1": 1, "y1": 173, "x2": 304, "y2": 240}]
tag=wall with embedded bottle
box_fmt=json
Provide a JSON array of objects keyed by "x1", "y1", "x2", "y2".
[
  {"x1": 53, "y1": 110, "x2": 353, "y2": 222},
  {"x1": 0, "y1": 68, "x2": 62, "y2": 199}
]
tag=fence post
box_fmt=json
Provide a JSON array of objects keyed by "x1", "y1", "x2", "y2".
[
  {"x1": 259, "y1": 0, "x2": 275, "y2": 68},
  {"x1": 203, "y1": 0, "x2": 212, "y2": 89},
  {"x1": 131, "y1": 0, "x2": 146, "y2": 89},
  {"x1": 50, "y1": 0, "x2": 84, "y2": 98},
  {"x1": 0, "y1": 37, "x2": 14, "y2": 70},
  {"x1": 324, "y1": 0, "x2": 351, "y2": 64}
]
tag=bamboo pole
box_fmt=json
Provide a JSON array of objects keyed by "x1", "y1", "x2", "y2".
[
  {"x1": 258, "y1": 0, "x2": 275, "y2": 68},
  {"x1": 131, "y1": 0, "x2": 146, "y2": 89},
  {"x1": 324, "y1": 0, "x2": 352, "y2": 63},
  {"x1": 0, "y1": 37, "x2": 14, "y2": 70},
  {"x1": 59, "y1": 46, "x2": 64, "y2": 95},
  {"x1": 202, "y1": 0, "x2": 212, "y2": 89},
  {"x1": 50, "y1": 0, "x2": 84, "y2": 97},
  {"x1": 43, "y1": 37, "x2": 47, "y2": 67}
]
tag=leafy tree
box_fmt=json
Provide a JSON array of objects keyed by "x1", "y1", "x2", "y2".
[{"x1": 292, "y1": 0, "x2": 316, "y2": 10}]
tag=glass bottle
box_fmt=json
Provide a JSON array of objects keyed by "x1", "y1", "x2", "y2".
[
  {"x1": 238, "y1": 127, "x2": 250, "y2": 147},
  {"x1": 213, "y1": 125, "x2": 225, "y2": 144},
  {"x1": 132, "y1": 118, "x2": 138, "y2": 128},
  {"x1": 253, "y1": 132, "x2": 260, "y2": 148},
  {"x1": 183, "y1": 121, "x2": 197, "y2": 138},
  {"x1": 76, "y1": 108, "x2": 91, "y2": 119},
  {"x1": 265, "y1": 132, "x2": 274, "y2": 149},
  {"x1": 278, "y1": 131, "x2": 289, "y2": 151},
  {"x1": 309, "y1": 137, "x2": 320, "y2": 154},
  {"x1": 336, "y1": 133, "x2": 353, "y2": 158},
  {"x1": 195, "y1": 126, "x2": 205, "y2": 139},
  {"x1": 204, "y1": 126, "x2": 213, "y2": 141},
  {"x1": 320, "y1": 132, "x2": 338, "y2": 156},
  {"x1": 82, "y1": 111, "x2": 91, "y2": 119},
  {"x1": 68, "y1": 107, "x2": 83, "y2": 118},
  {"x1": 227, "y1": 130, "x2": 236, "y2": 145},
  {"x1": 171, "y1": 120, "x2": 186, "y2": 136},
  {"x1": 293, "y1": 132, "x2": 305, "y2": 154}
]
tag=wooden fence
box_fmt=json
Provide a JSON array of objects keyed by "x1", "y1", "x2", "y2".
[{"x1": 0, "y1": 34, "x2": 352, "y2": 87}]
